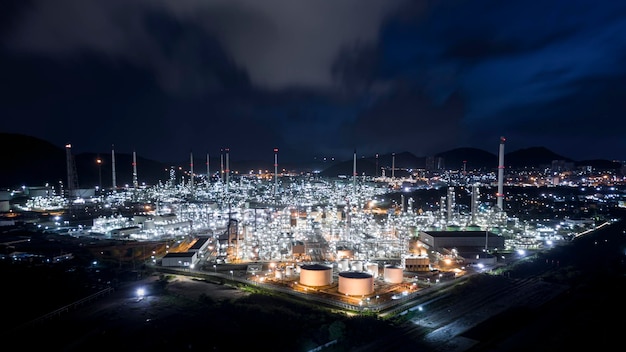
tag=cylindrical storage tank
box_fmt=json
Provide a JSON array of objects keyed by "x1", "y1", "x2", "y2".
[
  {"x1": 299, "y1": 264, "x2": 333, "y2": 287},
  {"x1": 337, "y1": 249, "x2": 353, "y2": 259},
  {"x1": 351, "y1": 260, "x2": 363, "y2": 272},
  {"x1": 338, "y1": 272, "x2": 374, "y2": 296},
  {"x1": 365, "y1": 262, "x2": 379, "y2": 277},
  {"x1": 285, "y1": 266, "x2": 294, "y2": 276},
  {"x1": 384, "y1": 265, "x2": 404, "y2": 284},
  {"x1": 338, "y1": 259, "x2": 350, "y2": 272},
  {"x1": 0, "y1": 200, "x2": 9, "y2": 213},
  {"x1": 275, "y1": 269, "x2": 283, "y2": 280},
  {"x1": 143, "y1": 220, "x2": 155, "y2": 230}
]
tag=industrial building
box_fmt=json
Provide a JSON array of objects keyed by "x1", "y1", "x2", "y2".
[
  {"x1": 417, "y1": 230, "x2": 505, "y2": 252},
  {"x1": 417, "y1": 230, "x2": 504, "y2": 266},
  {"x1": 161, "y1": 251, "x2": 198, "y2": 267}
]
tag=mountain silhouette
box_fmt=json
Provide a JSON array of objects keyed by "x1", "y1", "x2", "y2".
[{"x1": 0, "y1": 133, "x2": 622, "y2": 188}]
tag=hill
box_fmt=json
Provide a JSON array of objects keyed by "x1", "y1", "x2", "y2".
[
  {"x1": 1, "y1": 133, "x2": 622, "y2": 188},
  {"x1": 0, "y1": 133, "x2": 168, "y2": 189},
  {"x1": 435, "y1": 147, "x2": 496, "y2": 170}
]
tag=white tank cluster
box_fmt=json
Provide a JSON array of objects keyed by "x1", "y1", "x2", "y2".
[
  {"x1": 299, "y1": 263, "x2": 333, "y2": 287},
  {"x1": 285, "y1": 265, "x2": 295, "y2": 277},
  {"x1": 383, "y1": 265, "x2": 404, "y2": 284},
  {"x1": 338, "y1": 271, "x2": 374, "y2": 296},
  {"x1": 365, "y1": 262, "x2": 379, "y2": 277},
  {"x1": 275, "y1": 269, "x2": 284, "y2": 280},
  {"x1": 350, "y1": 260, "x2": 363, "y2": 272},
  {"x1": 338, "y1": 258, "x2": 350, "y2": 272}
]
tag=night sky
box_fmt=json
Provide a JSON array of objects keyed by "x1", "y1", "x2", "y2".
[{"x1": 2, "y1": 0, "x2": 626, "y2": 164}]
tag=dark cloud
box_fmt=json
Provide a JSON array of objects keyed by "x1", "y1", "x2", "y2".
[
  {"x1": 2, "y1": 0, "x2": 626, "y2": 164},
  {"x1": 5, "y1": 0, "x2": 405, "y2": 90}
]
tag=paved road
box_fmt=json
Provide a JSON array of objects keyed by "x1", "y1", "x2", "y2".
[{"x1": 354, "y1": 274, "x2": 569, "y2": 351}]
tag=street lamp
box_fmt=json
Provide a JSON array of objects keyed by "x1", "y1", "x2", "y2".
[
  {"x1": 213, "y1": 264, "x2": 216, "y2": 272},
  {"x1": 230, "y1": 270, "x2": 234, "y2": 280}
]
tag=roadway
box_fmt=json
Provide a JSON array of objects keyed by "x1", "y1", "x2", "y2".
[{"x1": 354, "y1": 275, "x2": 569, "y2": 351}]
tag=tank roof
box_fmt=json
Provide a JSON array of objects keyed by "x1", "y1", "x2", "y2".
[
  {"x1": 338, "y1": 271, "x2": 372, "y2": 278},
  {"x1": 301, "y1": 263, "x2": 331, "y2": 271}
]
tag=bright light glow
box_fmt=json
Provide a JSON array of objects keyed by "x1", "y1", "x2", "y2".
[{"x1": 136, "y1": 288, "x2": 145, "y2": 297}]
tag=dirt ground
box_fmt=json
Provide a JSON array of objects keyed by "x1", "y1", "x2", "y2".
[{"x1": 7, "y1": 273, "x2": 251, "y2": 351}]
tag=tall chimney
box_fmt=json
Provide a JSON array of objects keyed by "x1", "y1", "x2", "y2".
[
  {"x1": 225, "y1": 147, "x2": 230, "y2": 192},
  {"x1": 132, "y1": 149, "x2": 138, "y2": 189},
  {"x1": 65, "y1": 143, "x2": 77, "y2": 197},
  {"x1": 206, "y1": 152, "x2": 210, "y2": 186},
  {"x1": 111, "y1": 144, "x2": 117, "y2": 190},
  {"x1": 353, "y1": 149, "x2": 357, "y2": 194},
  {"x1": 497, "y1": 136, "x2": 506, "y2": 211},
  {"x1": 274, "y1": 148, "x2": 279, "y2": 199},
  {"x1": 220, "y1": 148, "x2": 224, "y2": 183},
  {"x1": 190, "y1": 151, "x2": 194, "y2": 190},
  {"x1": 471, "y1": 184, "x2": 479, "y2": 225}
]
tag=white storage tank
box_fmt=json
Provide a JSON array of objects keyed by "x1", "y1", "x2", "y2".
[
  {"x1": 365, "y1": 262, "x2": 379, "y2": 277},
  {"x1": 299, "y1": 263, "x2": 333, "y2": 287},
  {"x1": 338, "y1": 258, "x2": 350, "y2": 272},
  {"x1": 338, "y1": 272, "x2": 374, "y2": 296},
  {"x1": 351, "y1": 260, "x2": 363, "y2": 272},
  {"x1": 143, "y1": 220, "x2": 156, "y2": 230},
  {"x1": 275, "y1": 269, "x2": 284, "y2": 280},
  {"x1": 285, "y1": 265, "x2": 294, "y2": 277},
  {"x1": 383, "y1": 265, "x2": 404, "y2": 284}
]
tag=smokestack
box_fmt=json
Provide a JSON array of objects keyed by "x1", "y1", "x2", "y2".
[
  {"x1": 274, "y1": 148, "x2": 279, "y2": 199},
  {"x1": 471, "y1": 183, "x2": 479, "y2": 225},
  {"x1": 225, "y1": 147, "x2": 230, "y2": 191},
  {"x1": 220, "y1": 148, "x2": 224, "y2": 183},
  {"x1": 111, "y1": 144, "x2": 117, "y2": 190},
  {"x1": 497, "y1": 136, "x2": 505, "y2": 211},
  {"x1": 132, "y1": 149, "x2": 138, "y2": 189},
  {"x1": 447, "y1": 186, "x2": 455, "y2": 223},
  {"x1": 440, "y1": 195, "x2": 446, "y2": 218},
  {"x1": 353, "y1": 149, "x2": 357, "y2": 193},
  {"x1": 392, "y1": 152, "x2": 395, "y2": 179},
  {"x1": 190, "y1": 151, "x2": 194, "y2": 190},
  {"x1": 65, "y1": 143, "x2": 77, "y2": 197}
]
